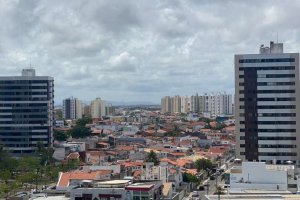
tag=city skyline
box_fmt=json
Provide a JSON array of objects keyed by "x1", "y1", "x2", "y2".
[{"x1": 2, "y1": 1, "x2": 300, "y2": 103}]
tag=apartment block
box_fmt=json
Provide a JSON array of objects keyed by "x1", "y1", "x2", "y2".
[
  {"x1": 235, "y1": 41, "x2": 300, "y2": 164},
  {"x1": 62, "y1": 97, "x2": 83, "y2": 120},
  {"x1": 90, "y1": 98, "x2": 106, "y2": 118},
  {"x1": 0, "y1": 69, "x2": 54, "y2": 154}
]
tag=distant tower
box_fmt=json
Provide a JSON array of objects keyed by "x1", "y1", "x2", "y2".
[{"x1": 62, "y1": 97, "x2": 83, "y2": 120}]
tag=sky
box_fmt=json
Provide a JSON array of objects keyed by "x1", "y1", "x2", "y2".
[{"x1": 1, "y1": 0, "x2": 300, "y2": 104}]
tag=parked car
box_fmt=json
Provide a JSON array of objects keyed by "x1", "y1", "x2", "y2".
[{"x1": 203, "y1": 179, "x2": 209, "y2": 186}]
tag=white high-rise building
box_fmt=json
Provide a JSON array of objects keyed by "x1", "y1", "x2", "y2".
[
  {"x1": 161, "y1": 93, "x2": 232, "y2": 115},
  {"x1": 161, "y1": 96, "x2": 172, "y2": 113},
  {"x1": 235, "y1": 41, "x2": 300, "y2": 164},
  {"x1": 191, "y1": 93, "x2": 233, "y2": 115},
  {"x1": 90, "y1": 98, "x2": 106, "y2": 118},
  {"x1": 172, "y1": 95, "x2": 181, "y2": 113},
  {"x1": 180, "y1": 96, "x2": 191, "y2": 113}
]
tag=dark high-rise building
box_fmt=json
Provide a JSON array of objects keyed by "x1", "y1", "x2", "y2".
[
  {"x1": 0, "y1": 69, "x2": 54, "y2": 155},
  {"x1": 62, "y1": 97, "x2": 82, "y2": 120},
  {"x1": 235, "y1": 41, "x2": 300, "y2": 164}
]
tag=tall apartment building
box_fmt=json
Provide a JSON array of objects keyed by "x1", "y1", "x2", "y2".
[
  {"x1": 172, "y1": 95, "x2": 181, "y2": 113},
  {"x1": 62, "y1": 97, "x2": 82, "y2": 120},
  {"x1": 161, "y1": 93, "x2": 232, "y2": 115},
  {"x1": 0, "y1": 69, "x2": 54, "y2": 154},
  {"x1": 83, "y1": 104, "x2": 91, "y2": 118},
  {"x1": 190, "y1": 93, "x2": 232, "y2": 115},
  {"x1": 190, "y1": 93, "x2": 199, "y2": 113},
  {"x1": 90, "y1": 98, "x2": 106, "y2": 118},
  {"x1": 208, "y1": 92, "x2": 233, "y2": 115},
  {"x1": 180, "y1": 96, "x2": 191, "y2": 113},
  {"x1": 105, "y1": 103, "x2": 115, "y2": 116},
  {"x1": 161, "y1": 96, "x2": 171, "y2": 113},
  {"x1": 235, "y1": 41, "x2": 300, "y2": 164}
]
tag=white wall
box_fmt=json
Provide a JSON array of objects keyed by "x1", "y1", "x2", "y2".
[{"x1": 230, "y1": 162, "x2": 288, "y2": 191}]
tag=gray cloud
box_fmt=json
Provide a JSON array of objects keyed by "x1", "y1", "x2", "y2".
[{"x1": 1, "y1": 0, "x2": 300, "y2": 104}]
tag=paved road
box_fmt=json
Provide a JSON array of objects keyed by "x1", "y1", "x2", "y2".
[{"x1": 184, "y1": 158, "x2": 235, "y2": 200}]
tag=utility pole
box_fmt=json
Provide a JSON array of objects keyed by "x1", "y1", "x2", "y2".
[
  {"x1": 215, "y1": 174, "x2": 218, "y2": 187},
  {"x1": 206, "y1": 183, "x2": 209, "y2": 195}
]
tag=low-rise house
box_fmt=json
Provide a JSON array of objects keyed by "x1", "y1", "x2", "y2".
[
  {"x1": 70, "y1": 180, "x2": 163, "y2": 200},
  {"x1": 56, "y1": 170, "x2": 112, "y2": 191},
  {"x1": 85, "y1": 151, "x2": 108, "y2": 165}
]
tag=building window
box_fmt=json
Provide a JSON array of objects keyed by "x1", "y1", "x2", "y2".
[{"x1": 239, "y1": 58, "x2": 295, "y2": 63}]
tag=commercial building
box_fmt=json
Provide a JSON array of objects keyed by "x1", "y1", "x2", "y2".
[
  {"x1": 62, "y1": 97, "x2": 82, "y2": 120},
  {"x1": 0, "y1": 69, "x2": 54, "y2": 154},
  {"x1": 235, "y1": 41, "x2": 300, "y2": 164}
]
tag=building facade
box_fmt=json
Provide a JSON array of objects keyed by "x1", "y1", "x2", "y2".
[
  {"x1": 235, "y1": 41, "x2": 300, "y2": 164},
  {"x1": 161, "y1": 96, "x2": 171, "y2": 113},
  {"x1": 90, "y1": 98, "x2": 106, "y2": 118},
  {"x1": 0, "y1": 69, "x2": 54, "y2": 154},
  {"x1": 180, "y1": 96, "x2": 191, "y2": 113},
  {"x1": 161, "y1": 93, "x2": 232, "y2": 115},
  {"x1": 62, "y1": 97, "x2": 82, "y2": 120}
]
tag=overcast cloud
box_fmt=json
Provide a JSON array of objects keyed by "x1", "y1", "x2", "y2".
[{"x1": 1, "y1": 0, "x2": 300, "y2": 104}]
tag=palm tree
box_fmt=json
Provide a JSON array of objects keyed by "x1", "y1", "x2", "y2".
[{"x1": 215, "y1": 186, "x2": 225, "y2": 200}]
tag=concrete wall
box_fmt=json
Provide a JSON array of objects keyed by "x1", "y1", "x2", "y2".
[{"x1": 230, "y1": 162, "x2": 288, "y2": 190}]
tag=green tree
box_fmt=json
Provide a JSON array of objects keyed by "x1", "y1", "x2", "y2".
[
  {"x1": 36, "y1": 142, "x2": 55, "y2": 165},
  {"x1": 0, "y1": 170, "x2": 11, "y2": 184},
  {"x1": 69, "y1": 125, "x2": 91, "y2": 138},
  {"x1": 17, "y1": 172, "x2": 36, "y2": 186},
  {"x1": 145, "y1": 150, "x2": 160, "y2": 166},
  {"x1": 76, "y1": 117, "x2": 92, "y2": 126},
  {"x1": 204, "y1": 124, "x2": 212, "y2": 129},
  {"x1": 53, "y1": 129, "x2": 68, "y2": 141},
  {"x1": 214, "y1": 186, "x2": 225, "y2": 200},
  {"x1": 214, "y1": 123, "x2": 226, "y2": 130},
  {"x1": 0, "y1": 182, "x2": 10, "y2": 199},
  {"x1": 182, "y1": 172, "x2": 199, "y2": 183},
  {"x1": 18, "y1": 157, "x2": 40, "y2": 173},
  {"x1": 195, "y1": 158, "x2": 213, "y2": 175},
  {"x1": 44, "y1": 165, "x2": 60, "y2": 181}
]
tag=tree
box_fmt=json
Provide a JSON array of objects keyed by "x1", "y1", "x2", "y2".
[
  {"x1": 18, "y1": 157, "x2": 40, "y2": 173},
  {"x1": 53, "y1": 129, "x2": 68, "y2": 141},
  {"x1": 0, "y1": 182, "x2": 10, "y2": 199},
  {"x1": 145, "y1": 150, "x2": 160, "y2": 166},
  {"x1": 182, "y1": 172, "x2": 199, "y2": 183},
  {"x1": 214, "y1": 186, "x2": 225, "y2": 200},
  {"x1": 76, "y1": 117, "x2": 92, "y2": 126},
  {"x1": 0, "y1": 170, "x2": 11, "y2": 184},
  {"x1": 195, "y1": 158, "x2": 213, "y2": 174},
  {"x1": 204, "y1": 124, "x2": 212, "y2": 129},
  {"x1": 36, "y1": 142, "x2": 55, "y2": 165},
  {"x1": 214, "y1": 123, "x2": 226, "y2": 130},
  {"x1": 69, "y1": 125, "x2": 91, "y2": 138}
]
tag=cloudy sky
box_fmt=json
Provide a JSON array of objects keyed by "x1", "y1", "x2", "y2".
[{"x1": 1, "y1": 0, "x2": 300, "y2": 104}]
